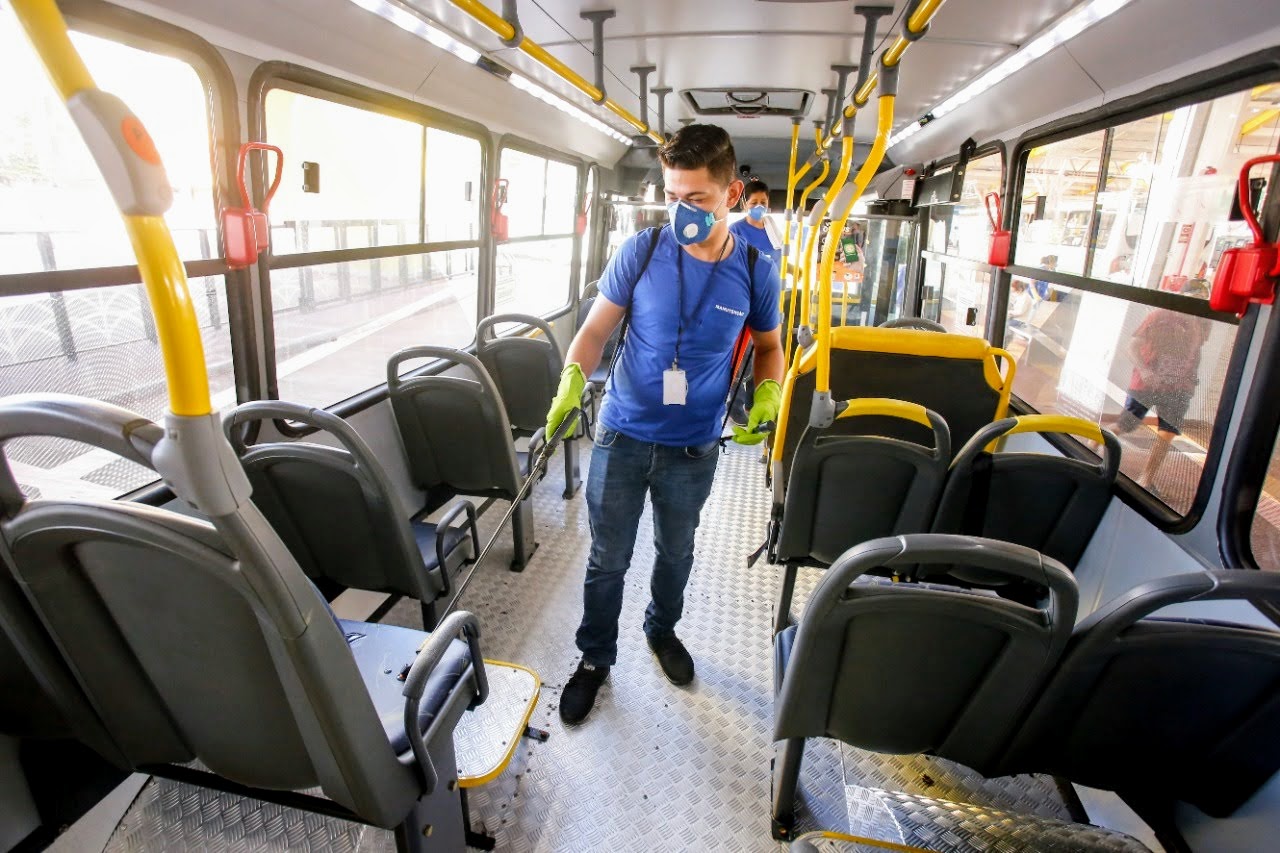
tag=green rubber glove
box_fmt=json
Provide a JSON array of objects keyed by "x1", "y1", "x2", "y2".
[
  {"x1": 546, "y1": 363, "x2": 586, "y2": 439},
  {"x1": 732, "y1": 379, "x2": 782, "y2": 445}
]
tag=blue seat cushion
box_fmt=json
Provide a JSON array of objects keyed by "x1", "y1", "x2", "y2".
[
  {"x1": 338, "y1": 619, "x2": 473, "y2": 755},
  {"x1": 410, "y1": 519, "x2": 470, "y2": 571}
]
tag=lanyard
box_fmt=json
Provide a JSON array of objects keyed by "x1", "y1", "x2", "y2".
[{"x1": 673, "y1": 233, "x2": 732, "y2": 369}]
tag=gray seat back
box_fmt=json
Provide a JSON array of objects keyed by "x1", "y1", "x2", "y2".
[
  {"x1": 0, "y1": 394, "x2": 433, "y2": 826},
  {"x1": 223, "y1": 401, "x2": 439, "y2": 602},
  {"x1": 775, "y1": 533, "x2": 1077, "y2": 773},
  {"x1": 999, "y1": 570, "x2": 1280, "y2": 817},
  {"x1": 879, "y1": 317, "x2": 946, "y2": 332},
  {"x1": 778, "y1": 328, "x2": 1013, "y2": 486},
  {"x1": 576, "y1": 285, "x2": 621, "y2": 385},
  {"x1": 476, "y1": 314, "x2": 561, "y2": 434},
  {"x1": 387, "y1": 347, "x2": 523, "y2": 498},
  {"x1": 778, "y1": 401, "x2": 950, "y2": 565},
  {"x1": 933, "y1": 416, "x2": 1121, "y2": 581},
  {"x1": 0, "y1": 559, "x2": 123, "y2": 760}
]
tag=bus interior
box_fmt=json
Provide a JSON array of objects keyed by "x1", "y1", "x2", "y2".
[{"x1": 2, "y1": 0, "x2": 1280, "y2": 851}]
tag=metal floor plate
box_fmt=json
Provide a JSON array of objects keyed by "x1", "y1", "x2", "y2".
[
  {"x1": 103, "y1": 441, "x2": 1138, "y2": 851},
  {"x1": 456, "y1": 662, "x2": 539, "y2": 786}
]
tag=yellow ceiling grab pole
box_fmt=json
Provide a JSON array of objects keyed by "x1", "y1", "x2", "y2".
[
  {"x1": 11, "y1": 0, "x2": 210, "y2": 418},
  {"x1": 781, "y1": 118, "x2": 802, "y2": 289},
  {"x1": 815, "y1": 0, "x2": 944, "y2": 151},
  {"x1": 816, "y1": 90, "x2": 896, "y2": 399},
  {"x1": 449, "y1": 0, "x2": 662, "y2": 145},
  {"x1": 784, "y1": 136, "x2": 831, "y2": 367}
]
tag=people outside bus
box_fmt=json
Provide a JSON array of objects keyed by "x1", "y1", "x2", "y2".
[
  {"x1": 1114, "y1": 279, "x2": 1212, "y2": 491},
  {"x1": 729, "y1": 178, "x2": 779, "y2": 262},
  {"x1": 1033, "y1": 254, "x2": 1058, "y2": 301},
  {"x1": 544, "y1": 124, "x2": 784, "y2": 725}
]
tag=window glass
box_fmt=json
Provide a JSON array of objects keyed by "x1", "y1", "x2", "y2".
[
  {"x1": 1015, "y1": 130, "x2": 1107, "y2": 277},
  {"x1": 265, "y1": 89, "x2": 423, "y2": 251},
  {"x1": 0, "y1": 279, "x2": 234, "y2": 500},
  {"x1": 1015, "y1": 86, "x2": 1278, "y2": 291},
  {"x1": 0, "y1": 21, "x2": 216, "y2": 274},
  {"x1": 425, "y1": 128, "x2": 482, "y2": 243},
  {"x1": 496, "y1": 238, "x2": 573, "y2": 317},
  {"x1": 926, "y1": 152, "x2": 1003, "y2": 263},
  {"x1": 272, "y1": 249, "x2": 479, "y2": 406},
  {"x1": 815, "y1": 217, "x2": 917, "y2": 328},
  {"x1": 544, "y1": 159, "x2": 578, "y2": 235},
  {"x1": 1004, "y1": 280, "x2": 1235, "y2": 514},
  {"x1": 922, "y1": 261, "x2": 992, "y2": 338},
  {"x1": 500, "y1": 148, "x2": 547, "y2": 239},
  {"x1": 1251, "y1": 434, "x2": 1280, "y2": 572}
]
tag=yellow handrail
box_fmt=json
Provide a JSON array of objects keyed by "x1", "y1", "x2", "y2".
[
  {"x1": 783, "y1": 144, "x2": 830, "y2": 365},
  {"x1": 12, "y1": 0, "x2": 211, "y2": 417},
  {"x1": 1008, "y1": 414, "x2": 1106, "y2": 446},
  {"x1": 449, "y1": 0, "x2": 662, "y2": 145},
  {"x1": 801, "y1": 133, "x2": 854, "y2": 343},
  {"x1": 817, "y1": 0, "x2": 945, "y2": 150},
  {"x1": 817, "y1": 94, "x2": 895, "y2": 395},
  {"x1": 780, "y1": 121, "x2": 801, "y2": 288}
]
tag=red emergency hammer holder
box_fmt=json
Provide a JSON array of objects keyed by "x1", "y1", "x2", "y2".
[
  {"x1": 985, "y1": 191, "x2": 1011, "y2": 268},
  {"x1": 1210, "y1": 154, "x2": 1280, "y2": 316},
  {"x1": 223, "y1": 142, "x2": 283, "y2": 269}
]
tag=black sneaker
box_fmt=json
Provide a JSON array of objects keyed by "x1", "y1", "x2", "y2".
[
  {"x1": 647, "y1": 633, "x2": 694, "y2": 686},
  {"x1": 559, "y1": 661, "x2": 609, "y2": 725}
]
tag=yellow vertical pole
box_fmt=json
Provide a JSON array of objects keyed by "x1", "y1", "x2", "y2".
[{"x1": 12, "y1": 0, "x2": 212, "y2": 416}]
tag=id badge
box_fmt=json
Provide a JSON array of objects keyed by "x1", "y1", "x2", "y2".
[{"x1": 662, "y1": 368, "x2": 688, "y2": 406}]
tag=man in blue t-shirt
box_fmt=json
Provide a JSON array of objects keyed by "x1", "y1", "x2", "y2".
[
  {"x1": 729, "y1": 177, "x2": 778, "y2": 262},
  {"x1": 544, "y1": 125, "x2": 784, "y2": 725}
]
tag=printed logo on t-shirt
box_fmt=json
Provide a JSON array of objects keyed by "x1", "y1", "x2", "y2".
[{"x1": 715, "y1": 304, "x2": 746, "y2": 317}]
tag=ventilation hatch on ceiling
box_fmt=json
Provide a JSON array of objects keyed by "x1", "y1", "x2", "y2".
[{"x1": 681, "y1": 88, "x2": 813, "y2": 118}]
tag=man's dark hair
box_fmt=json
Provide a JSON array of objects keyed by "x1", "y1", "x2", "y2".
[
  {"x1": 658, "y1": 123, "x2": 738, "y2": 186},
  {"x1": 741, "y1": 178, "x2": 769, "y2": 207}
]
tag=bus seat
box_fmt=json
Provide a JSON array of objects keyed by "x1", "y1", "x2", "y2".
[
  {"x1": 387, "y1": 346, "x2": 539, "y2": 570},
  {"x1": 769, "y1": 399, "x2": 950, "y2": 634},
  {"x1": 932, "y1": 415, "x2": 1121, "y2": 587},
  {"x1": 771, "y1": 533, "x2": 1077, "y2": 840},
  {"x1": 0, "y1": 394, "x2": 486, "y2": 847},
  {"x1": 774, "y1": 327, "x2": 1015, "y2": 486},
  {"x1": 477, "y1": 313, "x2": 589, "y2": 499},
  {"x1": 878, "y1": 316, "x2": 947, "y2": 332},
  {"x1": 223, "y1": 401, "x2": 480, "y2": 630},
  {"x1": 576, "y1": 281, "x2": 622, "y2": 416},
  {"x1": 998, "y1": 570, "x2": 1280, "y2": 818},
  {"x1": 0, "y1": 561, "x2": 124, "y2": 762}
]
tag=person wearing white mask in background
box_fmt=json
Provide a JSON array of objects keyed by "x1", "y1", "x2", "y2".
[{"x1": 729, "y1": 178, "x2": 780, "y2": 263}]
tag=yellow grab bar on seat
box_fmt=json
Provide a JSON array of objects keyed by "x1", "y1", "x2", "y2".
[
  {"x1": 1007, "y1": 415, "x2": 1106, "y2": 446},
  {"x1": 835, "y1": 398, "x2": 934, "y2": 430}
]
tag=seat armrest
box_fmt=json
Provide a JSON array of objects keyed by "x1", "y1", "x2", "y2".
[
  {"x1": 400, "y1": 611, "x2": 487, "y2": 792},
  {"x1": 433, "y1": 500, "x2": 481, "y2": 594}
]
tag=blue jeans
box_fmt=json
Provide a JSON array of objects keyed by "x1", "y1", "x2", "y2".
[{"x1": 575, "y1": 425, "x2": 720, "y2": 667}]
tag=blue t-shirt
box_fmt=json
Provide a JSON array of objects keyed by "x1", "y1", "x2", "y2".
[
  {"x1": 729, "y1": 217, "x2": 776, "y2": 262},
  {"x1": 598, "y1": 227, "x2": 781, "y2": 446}
]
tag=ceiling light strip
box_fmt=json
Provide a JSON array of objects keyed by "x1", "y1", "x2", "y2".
[
  {"x1": 888, "y1": 0, "x2": 1136, "y2": 147},
  {"x1": 347, "y1": 0, "x2": 634, "y2": 145}
]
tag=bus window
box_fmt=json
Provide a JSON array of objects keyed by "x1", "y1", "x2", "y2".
[
  {"x1": 1017, "y1": 86, "x2": 1277, "y2": 294},
  {"x1": 1252, "y1": 433, "x2": 1280, "y2": 572},
  {"x1": 0, "y1": 18, "x2": 229, "y2": 501},
  {"x1": 495, "y1": 146, "x2": 579, "y2": 318},
  {"x1": 1005, "y1": 84, "x2": 1276, "y2": 516},
  {"x1": 263, "y1": 89, "x2": 481, "y2": 406},
  {"x1": 919, "y1": 150, "x2": 1002, "y2": 336}
]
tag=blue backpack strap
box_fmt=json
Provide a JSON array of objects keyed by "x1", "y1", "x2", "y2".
[{"x1": 604, "y1": 226, "x2": 663, "y2": 388}]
